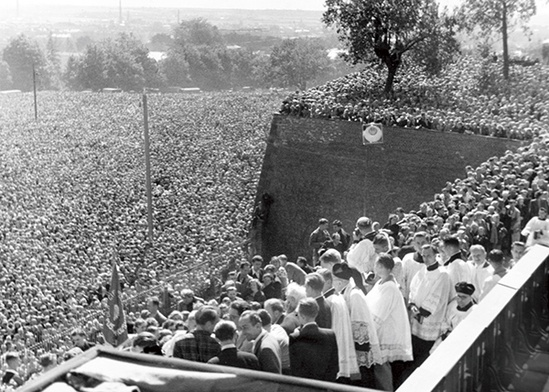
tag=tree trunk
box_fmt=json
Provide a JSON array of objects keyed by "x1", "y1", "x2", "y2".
[
  {"x1": 385, "y1": 62, "x2": 399, "y2": 95},
  {"x1": 502, "y1": 0, "x2": 509, "y2": 80}
]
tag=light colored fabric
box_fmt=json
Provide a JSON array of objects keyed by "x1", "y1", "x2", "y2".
[
  {"x1": 467, "y1": 261, "x2": 493, "y2": 303},
  {"x1": 521, "y1": 217, "x2": 549, "y2": 247},
  {"x1": 342, "y1": 280, "x2": 383, "y2": 367},
  {"x1": 366, "y1": 279, "x2": 413, "y2": 363},
  {"x1": 444, "y1": 259, "x2": 472, "y2": 301},
  {"x1": 391, "y1": 257, "x2": 404, "y2": 297},
  {"x1": 479, "y1": 274, "x2": 503, "y2": 302},
  {"x1": 269, "y1": 324, "x2": 290, "y2": 371},
  {"x1": 401, "y1": 253, "x2": 424, "y2": 303},
  {"x1": 162, "y1": 330, "x2": 188, "y2": 357},
  {"x1": 431, "y1": 299, "x2": 477, "y2": 354},
  {"x1": 325, "y1": 293, "x2": 360, "y2": 378},
  {"x1": 444, "y1": 299, "x2": 476, "y2": 333},
  {"x1": 347, "y1": 240, "x2": 377, "y2": 276},
  {"x1": 409, "y1": 266, "x2": 451, "y2": 341}
]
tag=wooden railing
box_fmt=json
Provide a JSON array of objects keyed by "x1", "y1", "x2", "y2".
[{"x1": 397, "y1": 245, "x2": 549, "y2": 392}]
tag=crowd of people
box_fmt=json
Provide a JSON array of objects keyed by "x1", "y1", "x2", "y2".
[
  {"x1": 3, "y1": 129, "x2": 547, "y2": 390},
  {"x1": 2, "y1": 54, "x2": 549, "y2": 390},
  {"x1": 280, "y1": 56, "x2": 549, "y2": 140},
  {"x1": 0, "y1": 90, "x2": 283, "y2": 388}
]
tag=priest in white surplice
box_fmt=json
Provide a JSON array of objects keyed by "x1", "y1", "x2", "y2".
[{"x1": 408, "y1": 244, "x2": 451, "y2": 372}]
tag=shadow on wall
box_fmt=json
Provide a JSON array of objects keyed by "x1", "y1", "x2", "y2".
[{"x1": 252, "y1": 114, "x2": 524, "y2": 262}]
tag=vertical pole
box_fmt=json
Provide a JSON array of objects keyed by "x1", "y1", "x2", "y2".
[
  {"x1": 142, "y1": 94, "x2": 154, "y2": 245},
  {"x1": 32, "y1": 63, "x2": 38, "y2": 121}
]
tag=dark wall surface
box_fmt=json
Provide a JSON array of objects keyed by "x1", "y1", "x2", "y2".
[{"x1": 252, "y1": 114, "x2": 524, "y2": 262}]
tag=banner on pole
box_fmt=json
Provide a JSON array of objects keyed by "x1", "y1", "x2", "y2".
[
  {"x1": 362, "y1": 123, "x2": 384, "y2": 145},
  {"x1": 103, "y1": 261, "x2": 128, "y2": 347}
]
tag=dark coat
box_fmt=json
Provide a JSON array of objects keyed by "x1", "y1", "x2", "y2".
[
  {"x1": 207, "y1": 347, "x2": 261, "y2": 371},
  {"x1": 315, "y1": 296, "x2": 332, "y2": 329},
  {"x1": 289, "y1": 323, "x2": 339, "y2": 382}
]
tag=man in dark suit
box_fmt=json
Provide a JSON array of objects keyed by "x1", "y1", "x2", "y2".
[
  {"x1": 304, "y1": 273, "x2": 332, "y2": 328},
  {"x1": 239, "y1": 311, "x2": 282, "y2": 374},
  {"x1": 208, "y1": 320, "x2": 260, "y2": 371},
  {"x1": 289, "y1": 298, "x2": 339, "y2": 382}
]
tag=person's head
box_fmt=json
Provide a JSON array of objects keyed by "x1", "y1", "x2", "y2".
[
  {"x1": 240, "y1": 261, "x2": 251, "y2": 274},
  {"x1": 39, "y1": 353, "x2": 57, "y2": 371},
  {"x1": 304, "y1": 273, "x2": 325, "y2": 298},
  {"x1": 278, "y1": 254, "x2": 288, "y2": 267},
  {"x1": 511, "y1": 241, "x2": 526, "y2": 261},
  {"x1": 256, "y1": 309, "x2": 272, "y2": 328},
  {"x1": 296, "y1": 256, "x2": 309, "y2": 269},
  {"x1": 374, "y1": 254, "x2": 395, "y2": 279},
  {"x1": 5, "y1": 352, "x2": 20, "y2": 368},
  {"x1": 455, "y1": 282, "x2": 475, "y2": 309},
  {"x1": 213, "y1": 320, "x2": 238, "y2": 344},
  {"x1": 270, "y1": 256, "x2": 281, "y2": 269},
  {"x1": 412, "y1": 232, "x2": 429, "y2": 252},
  {"x1": 226, "y1": 286, "x2": 238, "y2": 301},
  {"x1": 251, "y1": 255, "x2": 263, "y2": 271},
  {"x1": 226, "y1": 271, "x2": 237, "y2": 282},
  {"x1": 195, "y1": 306, "x2": 219, "y2": 333},
  {"x1": 238, "y1": 311, "x2": 263, "y2": 340},
  {"x1": 285, "y1": 283, "x2": 307, "y2": 313},
  {"x1": 180, "y1": 289, "x2": 195, "y2": 305},
  {"x1": 421, "y1": 244, "x2": 438, "y2": 266},
  {"x1": 356, "y1": 217, "x2": 373, "y2": 235},
  {"x1": 441, "y1": 237, "x2": 461, "y2": 257},
  {"x1": 469, "y1": 245, "x2": 487, "y2": 265},
  {"x1": 317, "y1": 268, "x2": 333, "y2": 291},
  {"x1": 319, "y1": 249, "x2": 341, "y2": 271},
  {"x1": 262, "y1": 273, "x2": 274, "y2": 287},
  {"x1": 228, "y1": 300, "x2": 250, "y2": 328},
  {"x1": 332, "y1": 263, "x2": 367, "y2": 295},
  {"x1": 296, "y1": 298, "x2": 319, "y2": 325},
  {"x1": 332, "y1": 220, "x2": 343, "y2": 231},
  {"x1": 132, "y1": 332, "x2": 159, "y2": 354},
  {"x1": 318, "y1": 218, "x2": 329, "y2": 231},
  {"x1": 373, "y1": 233, "x2": 390, "y2": 254},
  {"x1": 147, "y1": 297, "x2": 161, "y2": 313},
  {"x1": 134, "y1": 318, "x2": 147, "y2": 334},
  {"x1": 70, "y1": 329, "x2": 87, "y2": 348},
  {"x1": 487, "y1": 249, "x2": 505, "y2": 268},
  {"x1": 264, "y1": 298, "x2": 284, "y2": 322},
  {"x1": 539, "y1": 207, "x2": 547, "y2": 220}
]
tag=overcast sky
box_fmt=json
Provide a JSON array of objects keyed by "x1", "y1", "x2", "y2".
[{"x1": 2, "y1": 0, "x2": 325, "y2": 10}]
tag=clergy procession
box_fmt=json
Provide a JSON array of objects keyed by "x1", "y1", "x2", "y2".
[{"x1": 124, "y1": 210, "x2": 526, "y2": 392}]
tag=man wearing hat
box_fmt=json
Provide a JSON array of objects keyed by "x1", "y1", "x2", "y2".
[
  {"x1": 309, "y1": 218, "x2": 331, "y2": 266},
  {"x1": 443, "y1": 282, "x2": 476, "y2": 337}
]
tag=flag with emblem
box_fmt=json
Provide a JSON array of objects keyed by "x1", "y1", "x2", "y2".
[{"x1": 103, "y1": 261, "x2": 128, "y2": 346}]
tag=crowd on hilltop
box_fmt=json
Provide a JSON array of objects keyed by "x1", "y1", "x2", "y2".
[
  {"x1": 0, "y1": 90, "x2": 282, "y2": 389},
  {"x1": 280, "y1": 56, "x2": 549, "y2": 140}
]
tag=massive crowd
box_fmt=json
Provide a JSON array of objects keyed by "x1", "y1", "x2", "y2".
[
  {"x1": 1, "y1": 53, "x2": 549, "y2": 390},
  {"x1": 279, "y1": 57, "x2": 549, "y2": 140},
  {"x1": 0, "y1": 90, "x2": 282, "y2": 388}
]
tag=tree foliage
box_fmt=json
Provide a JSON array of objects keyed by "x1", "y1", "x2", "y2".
[
  {"x1": 2, "y1": 34, "x2": 51, "y2": 91},
  {"x1": 269, "y1": 38, "x2": 330, "y2": 90},
  {"x1": 65, "y1": 33, "x2": 163, "y2": 91},
  {"x1": 323, "y1": 0, "x2": 459, "y2": 93},
  {"x1": 459, "y1": 0, "x2": 536, "y2": 79},
  {"x1": 0, "y1": 60, "x2": 12, "y2": 90}
]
